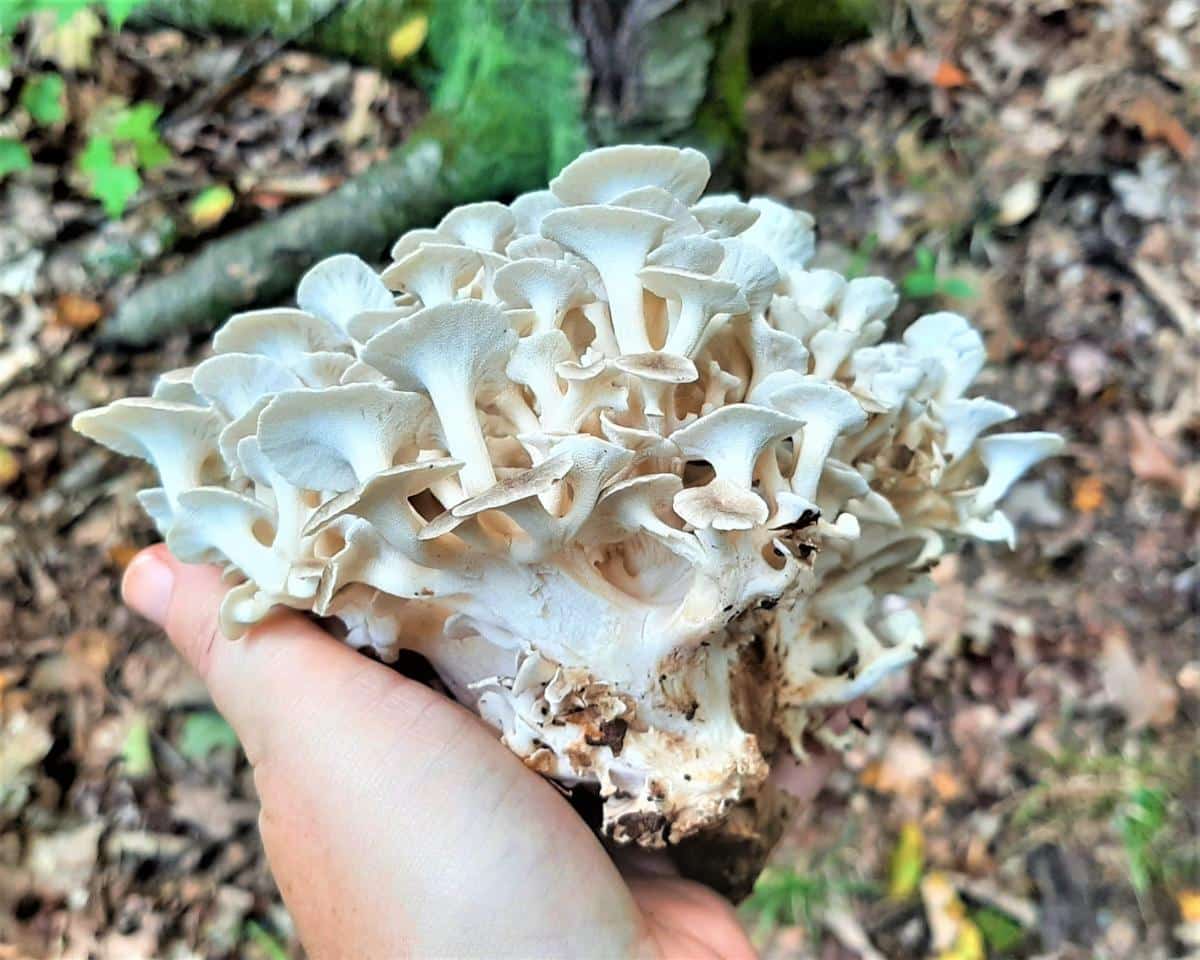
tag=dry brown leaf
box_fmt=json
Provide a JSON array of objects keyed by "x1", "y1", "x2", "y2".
[
  {"x1": 1072, "y1": 475, "x2": 1105, "y2": 513},
  {"x1": 52, "y1": 293, "x2": 104, "y2": 331},
  {"x1": 1125, "y1": 96, "x2": 1196, "y2": 159},
  {"x1": 1100, "y1": 630, "x2": 1179, "y2": 730},
  {"x1": 1126, "y1": 414, "x2": 1184, "y2": 489}
]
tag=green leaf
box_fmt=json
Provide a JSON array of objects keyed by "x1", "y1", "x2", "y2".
[
  {"x1": 902, "y1": 270, "x2": 938, "y2": 298},
  {"x1": 21, "y1": 73, "x2": 66, "y2": 126},
  {"x1": 178, "y1": 710, "x2": 240, "y2": 759},
  {"x1": 940, "y1": 277, "x2": 978, "y2": 300},
  {"x1": 972, "y1": 907, "x2": 1025, "y2": 953},
  {"x1": 121, "y1": 713, "x2": 155, "y2": 778},
  {"x1": 244, "y1": 921, "x2": 290, "y2": 960},
  {"x1": 914, "y1": 246, "x2": 935, "y2": 272},
  {"x1": 0, "y1": 138, "x2": 33, "y2": 178},
  {"x1": 111, "y1": 102, "x2": 171, "y2": 169},
  {"x1": 887, "y1": 822, "x2": 924, "y2": 900},
  {"x1": 78, "y1": 135, "x2": 141, "y2": 217},
  {"x1": 103, "y1": 0, "x2": 148, "y2": 28}
]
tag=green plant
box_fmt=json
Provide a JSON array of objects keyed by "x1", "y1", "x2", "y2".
[
  {"x1": 178, "y1": 709, "x2": 240, "y2": 759},
  {"x1": 77, "y1": 101, "x2": 172, "y2": 216},
  {"x1": 0, "y1": 0, "x2": 147, "y2": 33},
  {"x1": 741, "y1": 864, "x2": 875, "y2": 941},
  {"x1": 902, "y1": 246, "x2": 977, "y2": 300},
  {"x1": 845, "y1": 231, "x2": 878, "y2": 279},
  {"x1": 971, "y1": 906, "x2": 1026, "y2": 955},
  {"x1": 21, "y1": 73, "x2": 66, "y2": 125},
  {"x1": 243, "y1": 920, "x2": 290, "y2": 960},
  {"x1": 1118, "y1": 784, "x2": 1170, "y2": 898},
  {"x1": 0, "y1": 138, "x2": 32, "y2": 177}
]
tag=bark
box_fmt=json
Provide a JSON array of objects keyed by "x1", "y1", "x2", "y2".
[{"x1": 101, "y1": 129, "x2": 452, "y2": 345}]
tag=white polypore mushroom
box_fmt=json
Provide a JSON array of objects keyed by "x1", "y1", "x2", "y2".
[
  {"x1": 381, "y1": 243, "x2": 483, "y2": 307},
  {"x1": 549, "y1": 144, "x2": 710, "y2": 206},
  {"x1": 670, "y1": 404, "x2": 802, "y2": 530},
  {"x1": 257, "y1": 383, "x2": 432, "y2": 493},
  {"x1": 362, "y1": 300, "x2": 517, "y2": 496},
  {"x1": 296, "y1": 254, "x2": 396, "y2": 334},
  {"x1": 541, "y1": 205, "x2": 672, "y2": 354},
  {"x1": 638, "y1": 266, "x2": 747, "y2": 358},
  {"x1": 493, "y1": 258, "x2": 592, "y2": 333},
  {"x1": 767, "y1": 378, "x2": 868, "y2": 510},
  {"x1": 72, "y1": 400, "x2": 221, "y2": 508}
]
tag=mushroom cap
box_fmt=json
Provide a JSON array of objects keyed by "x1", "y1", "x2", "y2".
[
  {"x1": 646, "y1": 236, "x2": 726, "y2": 274},
  {"x1": 192, "y1": 353, "x2": 302, "y2": 421},
  {"x1": 767, "y1": 377, "x2": 868, "y2": 435},
  {"x1": 212, "y1": 308, "x2": 352, "y2": 360},
  {"x1": 390, "y1": 227, "x2": 445, "y2": 262},
  {"x1": 614, "y1": 352, "x2": 698, "y2": 384},
  {"x1": 669, "y1": 403, "x2": 802, "y2": 466},
  {"x1": 493, "y1": 258, "x2": 592, "y2": 326},
  {"x1": 72, "y1": 398, "x2": 219, "y2": 467},
  {"x1": 638, "y1": 267, "x2": 747, "y2": 318},
  {"x1": 257, "y1": 383, "x2": 432, "y2": 492},
  {"x1": 673, "y1": 478, "x2": 770, "y2": 531},
  {"x1": 509, "y1": 189, "x2": 562, "y2": 234},
  {"x1": 541, "y1": 205, "x2": 674, "y2": 274},
  {"x1": 438, "y1": 201, "x2": 516, "y2": 251},
  {"x1": 297, "y1": 254, "x2": 396, "y2": 334},
  {"x1": 361, "y1": 299, "x2": 517, "y2": 396},
  {"x1": 691, "y1": 195, "x2": 760, "y2": 237},
  {"x1": 381, "y1": 243, "x2": 483, "y2": 304},
  {"x1": 742, "y1": 197, "x2": 816, "y2": 273},
  {"x1": 549, "y1": 144, "x2": 711, "y2": 206}
]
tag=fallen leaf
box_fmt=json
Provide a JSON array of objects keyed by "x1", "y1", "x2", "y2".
[
  {"x1": 1100, "y1": 629, "x2": 1179, "y2": 730},
  {"x1": 1179, "y1": 890, "x2": 1200, "y2": 924},
  {"x1": 387, "y1": 14, "x2": 428, "y2": 64},
  {"x1": 996, "y1": 179, "x2": 1040, "y2": 225},
  {"x1": 888, "y1": 822, "x2": 925, "y2": 900},
  {"x1": 26, "y1": 821, "x2": 103, "y2": 900},
  {"x1": 1072, "y1": 475, "x2": 1105, "y2": 513},
  {"x1": 933, "y1": 60, "x2": 969, "y2": 88},
  {"x1": 1125, "y1": 96, "x2": 1195, "y2": 159},
  {"x1": 1127, "y1": 414, "x2": 1184, "y2": 489},
  {"x1": 0, "y1": 447, "x2": 18, "y2": 487},
  {"x1": 189, "y1": 184, "x2": 236, "y2": 230},
  {"x1": 861, "y1": 733, "x2": 933, "y2": 796},
  {"x1": 921, "y1": 872, "x2": 985, "y2": 960},
  {"x1": 53, "y1": 293, "x2": 103, "y2": 330}
]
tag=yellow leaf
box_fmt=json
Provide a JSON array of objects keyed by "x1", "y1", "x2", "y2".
[
  {"x1": 1178, "y1": 890, "x2": 1200, "y2": 923},
  {"x1": 0, "y1": 447, "x2": 18, "y2": 487},
  {"x1": 939, "y1": 921, "x2": 985, "y2": 960},
  {"x1": 189, "y1": 184, "x2": 236, "y2": 230},
  {"x1": 387, "y1": 14, "x2": 429, "y2": 64},
  {"x1": 33, "y1": 9, "x2": 102, "y2": 72},
  {"x1": 888, "y1": 822, "x2": 924, "y2": 900}
]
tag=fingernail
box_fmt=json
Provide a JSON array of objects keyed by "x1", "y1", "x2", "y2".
[{"x1": 123, "y1": 551, "x2": 175, "y2": 626}]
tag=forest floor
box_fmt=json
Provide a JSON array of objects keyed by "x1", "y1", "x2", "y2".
[{"x1": 1, "y1": 1, "x2": 1198, "y2": 958}]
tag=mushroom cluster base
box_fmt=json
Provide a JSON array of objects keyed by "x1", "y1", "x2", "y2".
[{"x1": 75, "y1": 145, "x2": 1062, "y2": 897}]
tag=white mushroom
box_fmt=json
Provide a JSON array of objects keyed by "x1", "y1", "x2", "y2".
[
  {"x1": 296, "y1": 254, "x2": 396, "y2": 334},
  {"x1": 362, "y1": 300, "x2": 517, "y2": 495},
  {"x1": 670, "y1": 404, "x2": 802, "y2": 530},
  {"x1": 76, "y1": 145, "x2": 1062, "y2": 882},
  {"x1": 257, "y1": 384, "x2": 432, "y2": 492},
  {"x1": 541, "y1": 205, "x2": 672, "y2": 354}
]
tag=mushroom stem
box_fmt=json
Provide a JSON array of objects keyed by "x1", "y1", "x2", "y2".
[{"x1": 428, "y1": 380, "x2": 497, "y2": 495}]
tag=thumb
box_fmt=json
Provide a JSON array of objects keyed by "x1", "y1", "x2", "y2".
[{"x1": 122, "y1": 543, "x2": 441, "y2": 769}]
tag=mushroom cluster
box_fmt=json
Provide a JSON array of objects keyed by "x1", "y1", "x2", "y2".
[{"x1": 76, "y1": 146, "x2": 1061, "y2": 856}]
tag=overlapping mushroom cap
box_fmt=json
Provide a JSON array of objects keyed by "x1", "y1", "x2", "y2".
[{"x1": 75, "y1": 145, "x2": 1062, "y2": 856}]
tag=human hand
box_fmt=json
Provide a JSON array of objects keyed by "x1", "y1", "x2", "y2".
[{"x1": 124, "y1": 545, "x2": 787, "y2": 959}]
